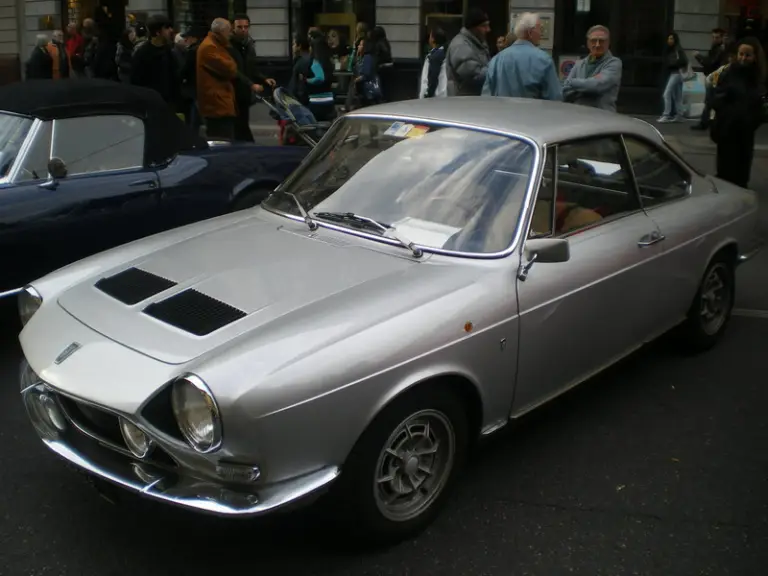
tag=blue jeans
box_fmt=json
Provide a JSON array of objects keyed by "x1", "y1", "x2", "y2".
[{"x1": 662, "y1": 72, "x2": 684, "y2": 118}]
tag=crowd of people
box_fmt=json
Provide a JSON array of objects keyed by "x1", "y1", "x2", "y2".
[
  {"x1": 23, "y1": 13, "x2": 395, "y2": 142},
  {"x1": 426, "y1": 8, "x2": 767, "y2": 189}
]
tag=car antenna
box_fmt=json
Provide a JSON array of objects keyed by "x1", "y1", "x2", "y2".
[{"x1": 286, "y1": 192, "x2": 318, "y2": 231}]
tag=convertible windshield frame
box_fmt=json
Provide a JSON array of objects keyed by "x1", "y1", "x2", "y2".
[
  {"x1": 264, "y1": 114, "x2": 544, "y2": 260},
  {"x1": 0, "y1": 113, "x2": 40, "y2": 185}
]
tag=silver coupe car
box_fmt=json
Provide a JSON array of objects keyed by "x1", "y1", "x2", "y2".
[{"x1": 18, "y1": 98, "x2": 762, "y2": 543}]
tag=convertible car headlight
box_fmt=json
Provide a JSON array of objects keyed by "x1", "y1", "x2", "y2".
[
  {"x1": 18, "y1": 286, "x2": 42, "y2": 327},
  {"x1": 170, "y1": 376, "x2": 222, "y2": 453}
]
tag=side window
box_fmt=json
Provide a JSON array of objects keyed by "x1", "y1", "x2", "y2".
[
  {"x1": 530, "y1": 146, "x2": 555, "y2": 237},
  {"x1": 15, "y1": 121, "x2": 52, "y2": 182},
  {"x1": 623, "y1": 136, "x2": 690, "y2": 208},
  {"x1": 51, "y1": 115, "x2": 145, "y2": 176},
  {"x1": 553, "y1": 137, "x2": 640, "y2": 236}
]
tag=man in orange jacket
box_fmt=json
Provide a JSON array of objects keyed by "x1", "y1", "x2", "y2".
[
  {"x1": 47, "y1": 30, "x2": 71, "y2": 79},
  {"x1": 196, "y1": 18, "x2": 263, "y2": 140}
]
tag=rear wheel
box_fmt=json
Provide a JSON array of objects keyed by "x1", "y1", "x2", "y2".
[
  {"x1": 331, "y1": 386, "x2": 470, "y2": 545},
  {"x1": 676, "y1": 253, "x2": 735, "y2": 352}
]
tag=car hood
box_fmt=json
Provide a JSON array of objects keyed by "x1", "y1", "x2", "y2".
[{"x1": 57, "y1": 216, "x2": 419, "y2": 365}]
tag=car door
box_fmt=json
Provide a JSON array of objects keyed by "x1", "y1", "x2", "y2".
[
  {"x1": 512, "y1": 136, "x2": 665, "y2": 414},
  {"x1": 0, "y1": 114, "x2": 162, "y2": 290},
  {"x1": 622, "y1": 135, "x2": 703, "y2": 323}
]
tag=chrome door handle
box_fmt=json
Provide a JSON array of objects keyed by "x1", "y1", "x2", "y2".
[
  {"x1": 129, "y1": 179, "x2": 157, "y2": 188},
  {"x1": 638, "y1": 231, "x2": 666, "y2": 247}
]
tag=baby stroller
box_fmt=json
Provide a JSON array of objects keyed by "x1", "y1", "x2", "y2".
[{"x1": 257, "y1": 87, "x2": 332, "y2": 147}]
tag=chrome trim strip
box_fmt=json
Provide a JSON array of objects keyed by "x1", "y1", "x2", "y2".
[
  {"x1": 0, "y1": 287, "x2": 22, "y2": 299},
  {"x1": 40, "y1": 437, "x2": 340, "y2": 517},
  {"x1": 263, "y1": 113, "x2": 543, "y2": 260},
  {"x1": 7, "y1": 118, "x2": 43, "y2": 183},
  {"x1": 737, "y1": 242, "x2": 763, "y2": 264}
]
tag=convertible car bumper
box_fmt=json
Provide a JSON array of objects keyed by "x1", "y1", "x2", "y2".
[{"x1": 22, "y1": 381, "x2": 340, "y2": 517}]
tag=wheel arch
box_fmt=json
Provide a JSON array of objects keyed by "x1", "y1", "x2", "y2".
[
  {"x1": 229, "y1": 177, "x2": 280, "y2": 209},
  {"x1": 366, "y1": 371, "x2": 486, "y2": 446}
]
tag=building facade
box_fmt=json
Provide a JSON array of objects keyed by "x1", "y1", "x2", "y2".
[{"x1": 2, "y1": 0, "x2": 765, "y2": 94}]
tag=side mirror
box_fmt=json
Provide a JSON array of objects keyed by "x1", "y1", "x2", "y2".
[
  {"x1": 518, "y1": 238, "x2": 570, "y2": 281},
  {"x1": 47, "y1": 157, "x2": 67, "y2": 180}
]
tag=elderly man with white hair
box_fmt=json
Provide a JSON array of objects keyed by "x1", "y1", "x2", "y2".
[
  {"x1": 562, "y1": 25, "x2": 622, "y2": 112},
  {"x1": 482, "y1": 12, "x2": 561, "y2": 100}
]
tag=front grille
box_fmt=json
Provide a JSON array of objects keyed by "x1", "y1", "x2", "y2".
[
  {"x1": 95, "y1": 267, "x2": 177, "y2": 305},
  {"x1": 58, "y1": 395, "x2": 125, "y2": 448},
  {"x1": 142, "y1": 289, "x2": 247, "y2": 336},
  {"x1": 56, "y1": 393, "x2": 178, "y2": 468}
]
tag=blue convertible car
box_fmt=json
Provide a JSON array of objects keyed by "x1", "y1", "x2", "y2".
[{"x1": 0, "y1": 79, "x2": 309, "y2": 298}]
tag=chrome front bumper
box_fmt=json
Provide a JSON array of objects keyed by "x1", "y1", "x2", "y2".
[{"x1": 21, "y1": 383, "x2": 340, "y2": 517}]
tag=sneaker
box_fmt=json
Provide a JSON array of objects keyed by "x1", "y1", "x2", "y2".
[{"x1": 657, "y1": 116, "x2": 673, "y2": 123}]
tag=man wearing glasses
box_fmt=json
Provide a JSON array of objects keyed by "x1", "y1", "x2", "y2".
[{"x1": 563, "y1": 25, "x2": 623, "y2": 112}]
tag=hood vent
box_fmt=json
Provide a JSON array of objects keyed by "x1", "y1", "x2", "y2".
[
  {"x1": 142, "y1": 289, "x2": 247, "y2": 336},
  {"x1": 95, "y1": 267, "x2": 177, "y2": 305}
]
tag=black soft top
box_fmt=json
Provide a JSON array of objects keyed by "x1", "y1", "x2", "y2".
[{"x1": 0, "y1": 79, "x2": 209, "y2": 165}]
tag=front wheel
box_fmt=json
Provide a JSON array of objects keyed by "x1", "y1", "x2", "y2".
[
  {"x1": 331, "y1": 386, "x2": 469, "y2": 545},
  {"x1": 676, "y1": 253, "x2": 735, "y2": 352}
]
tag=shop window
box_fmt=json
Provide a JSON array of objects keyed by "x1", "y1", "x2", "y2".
[
  {"x1": 291, "y1": 0, "x2": 374, "y2": 47},
  {"x1": 422, "y1": 1, "x2": 463, "y2": 56}
]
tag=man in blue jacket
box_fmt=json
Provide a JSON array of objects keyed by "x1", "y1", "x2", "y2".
[
  {"x1": 562, "y1": 25, "x2": 623, "y2": 112},
  {"x1": 481, "y1": 12, "x2": 562, "y2": 101}
]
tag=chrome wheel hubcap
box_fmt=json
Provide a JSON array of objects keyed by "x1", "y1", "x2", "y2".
[
  {"x1": 700, "y1": 263, "x2": 731, "y2": 335},
  {"x1": 373, "y1": 409, "x2": 455, "y2": 522}
]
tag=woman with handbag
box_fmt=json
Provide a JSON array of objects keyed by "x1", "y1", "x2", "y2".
[
  {"x1": 354, "y1": 37, "x2": 383, "y2": 107},
  {"x1": 658, "y1": 32, "x2": 689, "y2": 123},
  {"x1": 710, "y1": 36, "x2": 767, "y2": 189}
]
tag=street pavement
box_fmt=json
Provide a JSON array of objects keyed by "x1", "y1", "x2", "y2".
[{"x1": 0, "y1": 118, "x2": 766, "y2": 575}]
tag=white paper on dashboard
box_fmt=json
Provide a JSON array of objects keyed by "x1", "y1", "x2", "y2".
[{"x1": 389, "y1": 217, "x2": 461, "y2": 248}]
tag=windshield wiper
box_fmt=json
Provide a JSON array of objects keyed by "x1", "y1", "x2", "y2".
[
  {"x1": 285, "y1": 192, "x2": 318, "y2": 231},
  {"x1": 313, "y1": 211, "x2": 423, "y2": 258}
]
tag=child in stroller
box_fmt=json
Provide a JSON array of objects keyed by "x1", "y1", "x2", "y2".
[{"x1": 259, "y1": 87, "x2": 332, "y2": 147}]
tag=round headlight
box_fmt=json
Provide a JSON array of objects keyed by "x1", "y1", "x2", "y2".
[
  {"x1": 119, "y1": 417, "x2": 153, "y2": 458},
  {"x1": 170, "y1": 376, "x2": 222, "y2": 453},
  {"x1": 18, "y1": 286, "x2": 42, "y2": 327}
]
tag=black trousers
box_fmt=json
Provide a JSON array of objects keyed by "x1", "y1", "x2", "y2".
[
  {"x1": 205, "y1": 117, "x2": 236, "y2": 141},
  {"x1": 234, "y1": 101, "x2": 254, "y2": 142},
  {"x1": 716, "y1": 130, "x2": 755, "y2": 189}
]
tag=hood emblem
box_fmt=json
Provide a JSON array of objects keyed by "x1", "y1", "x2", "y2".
[{"x1": 55, "y1": 342, "x2": 82, "y2": 365}]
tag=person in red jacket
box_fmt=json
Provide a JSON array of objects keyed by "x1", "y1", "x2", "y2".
[{"x1": 65, "y1": 21, "x2": 85, "y2": 76}]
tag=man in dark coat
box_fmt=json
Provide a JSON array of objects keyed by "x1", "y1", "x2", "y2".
[
  {"x1": 130, "y1": 14, "x2": 179, "y2": 109},
  {"x1": 691, "y1": 27, "x2": 729, "y2": 130},
  {"x1": 228, "y1": 13, "x2": 275, "y2": 142}
]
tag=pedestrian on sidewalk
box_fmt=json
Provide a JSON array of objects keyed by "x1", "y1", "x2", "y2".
[
  {"x1": 197, "y1": 18, "x2": 263, "y2": 140},
  {"x1": 419, "y1": 28, "x2": 447, "y2": 98},
  {"x1": 562, "y1": 25, "x2": 622, "y2": 111},
  {"x1": 130, "y1": 15, "x2": 178, "y2": 108},
  {"x1": 691, "y1": 28, "x2": 729, "y2": 131},
  {"x1": 710, "y1": 36, "x2": 766, "y2": 189},
  {"x1": 446, "y1": 7, "x2": 490, "y2": 96},
  {"x1": 230, "y1": 13, "x2": 276, "y2": 142},
  {"x1": 304, "y1": 35, "x2": 336, "y2": 122},
  {"x1": 658, "y1": 32, "x2": 688, "y2": 123},
  {"x1": 482, "y1": 12, "x2": 561, "y2": 101}
]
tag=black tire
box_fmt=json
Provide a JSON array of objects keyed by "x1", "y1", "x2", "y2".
[
  {"x1": 329, "y1": 385, "x2": 470, "y2": 546},
  {"x1": 675, "y1": 252, "x2": 736, "y2": 353},
  {"x1": 230, "y1": 187, "x2": 274, "y2": 212}
]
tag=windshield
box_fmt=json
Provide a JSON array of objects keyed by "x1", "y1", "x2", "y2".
[
  {"x1": 262, "y1": 117, "x2": 536, "y2": 255},
  {"x1": 0, "y1": 113, "x2": 34, "y2": 178}
]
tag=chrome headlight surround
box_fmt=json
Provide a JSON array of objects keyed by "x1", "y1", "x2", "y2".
[
  {"x1": 18, "y1": 285, "x2": 42, "y2": 327},
  {"x1": 170, "y1": 375, "x2": 222, "y2": 453}
]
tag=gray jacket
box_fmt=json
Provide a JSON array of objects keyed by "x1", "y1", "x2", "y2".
[
  {"x1": 562, "y1": 51, "x2": 622, "y2": 112},
  {"x1": 446, "y1": 27, "x2": 490, "y2": 96}
]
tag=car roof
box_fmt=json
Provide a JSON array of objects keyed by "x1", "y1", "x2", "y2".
[
  {"x1": 348, "y1": 97, "x2": 665, "y2": 146},
  {"x1": 0, "y1": 79, "x2": 208, "y2": 164}
]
